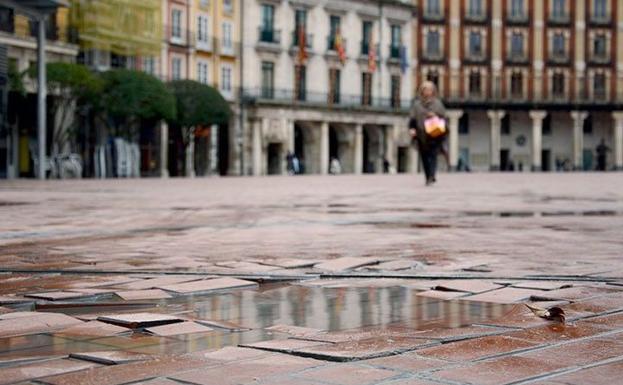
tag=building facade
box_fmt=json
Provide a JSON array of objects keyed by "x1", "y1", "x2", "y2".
[
  {"x1": 240, "y1": 0, "x2": 415, "y2": 176},
  {"x1": 414, "y1": 0, "x2": 623, "y2": 171},
  {"x1": 0, "y1": 4, "x2": 79, "y2": 178}
]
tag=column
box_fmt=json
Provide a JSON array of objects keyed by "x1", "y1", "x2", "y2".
[
  {"x1": 491, "y1": 0, "x2": 503, "y2": 99},
  {"x1": 612, "y1": 112, "x2": 623, "y2": 170},
  {"x1": 252, "y1": 119, "x2": 263, "y2": 176},
  {"x1": 354, "y1": 124, "x2": 363, "y2": 174},
  {"x1": 159, "y1": 121, "x2": 169, "y2": 178},
  {"x1": 287, "y1": 120, "x2": 295, "y2": 154},
  {"x1": 571, "y1": 111, "x2": 588, "y2": 170},
  {"x1": 446, "y1": 109, "x2": 463, "y2": 171},
  {"x1": 320, "y1": 122, "x2": 329, "y2": 175},
  {"x1": 449, "y1": 0, "x2": 461, "y2": 98},
  {"x1": 529, "y1": 110, "x2": 547, "y2": 171},
  {"x1": 209, "y1": 124, "x2": 219, "y2": 175},
  {"x1": 385, "y1": 125, "x2": 396, "y2": 173},
  {"x1": 487, "y1": 110, "x2": 506, "y2": 171},
  {"x1": 37, "y1": 17, "x2": 47, "y2": 180},
  {"x1": 533, "y1": 0, "x2": 545, "y2": 100}
]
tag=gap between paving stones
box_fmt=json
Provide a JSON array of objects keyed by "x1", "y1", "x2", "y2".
[{"x1": 512, "y1": 356, "x2": 623, "y2": 385}]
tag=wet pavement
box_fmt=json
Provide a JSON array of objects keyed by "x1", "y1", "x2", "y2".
[{"x1": 0, "y1": 173, "x2": 622, "y2": 384}]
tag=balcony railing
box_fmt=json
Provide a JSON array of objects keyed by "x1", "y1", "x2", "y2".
[
  {"x1": 389, "y1": 44, "x2": 401, "y2": 60},
  {"x1": 258, "y1": 27, "x2": 281, "y2": 44},
  {"x1": 242, "y1": 87, "x2": 411, "y2": 110},
  {"x1": 506, "y1": 12, "x2": 529, "y2": 24},
  {"x1": 165, "y1": 25, "x2": 192, "y2": 46},
  {"x1": 196, "y1": 36, "x2": 213, "y2": 51},
  {"x1": 327, "y1": 36, "x2": 347, "y2": 52},
  {"x1": 548, "y1": 13, "x2": 571, "y2": 25},
  {"x1": 291, "y1": 31, "x2": 313, "y2": 49}
]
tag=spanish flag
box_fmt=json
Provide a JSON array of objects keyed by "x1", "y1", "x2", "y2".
[
  {"x1": 335, "y1": 30, "x2": 346, "y2": 65},
  {"x1": 297, "y1": 26, "x2": 308, "y2": 65}
]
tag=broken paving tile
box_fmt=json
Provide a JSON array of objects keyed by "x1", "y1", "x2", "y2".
[
  {"x1": 23, "y1": 291, "x2": 98, "y2": 301},
  {"x1": 432, "y1": 280, "x2": 502, "y2": 293},
  {"x1": 366, "y1": 260, "x2": 422, "y2": 271},
  {"x1": 258, "y1": 258, "x2": 319, "y2": 269},
  {"x1": 506, "y1": 322, "x2": 609, "y2": 343},
  {"x1": 417, "y1": 335, "x2": 538, "y2": 362},
  {"x1": 145, "y1": 322, "x2": 213, "y2": 337},
  {"x1": 195, "y1": 319, "x2": 251, "y2": 332},
  {"x1": 460, "y1": 288, "x2": 543, "y2": 304},
  {"x1": 0, "y1": 312, "x2": 83, "y2": 338},
  {"x1": 158, "y1": 277, "x2": 258, "y2": 295},
  {"x1": 0, "y1": 296, "x2": 32, "y2": 305},
  {"x1": 114, "y1": 276, "x2": 207, "y2": 291},
  {"x1": 416, "y1": 290, "x2": 468, "y2": 300},
  {"x1": 129, "y1": 379, "x2": 183, "y2": 385},
  {"x1": 314, "y1": 257, "x2": 379, "y2": 272},
  {"x1": 115, "y1": 290, "x2": 172, "y2": 301},
  {"x1": 296, "y1": 363, "x2": 397, "y2": 385},
  {"x1": 240, "y1": 338, "x2": 331, "y2": 353},
  {"x1": 265, "y1": 324, "x2": 325, "y2": 338},
  {"x1": 97, "y1": 313, "x2": 184, "y2": 329},
  {"x1": 69, "y1": 351, "x2": 152, "y2": 365},
  {"x1": 0, "y1": 358, "x2": 99, "y2": 384},
  {"x1": 54, "y1": 321, "x2": 129, "y2": 338},
  {"x1": 510, "y1": 281, "x2": 573, "y2": 291},
  {"x1": 194, "y1": 346, "x2": 271, "y2": 362},
  {"x1": 215, "y1": 261, "x2": 280, "y2": 272}
]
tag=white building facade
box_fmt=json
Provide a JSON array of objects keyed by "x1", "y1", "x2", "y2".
[{"x1": 240, "y1": 0, "x2": 416, "y2": 176}]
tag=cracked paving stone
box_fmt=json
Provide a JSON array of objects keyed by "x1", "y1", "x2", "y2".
[
  {"x1": 193, "y1": 346, "x2": 272, "y2": 362},
  {"x1": 145, "y1": 322, "x2": 214, "y2": 337},
  {"x1": 240, "y1": 338, "x2": 332, "y2": 353},
  {"x1": 432, "y1": 355, "x2": 568, "y2": 385},
  {"x1": 115, "y1": 289, "x2": 172, "y2": 301},
  {"x1": 519, "y1": 335, "x2": 623, "y2": 367},
  {"x1": 23, "y1": 291, "x2": 97, "y2": 301},
  {"x1": 510, "y1": 281, "x2": 574, "y2": 291},
  {"x1": 0, "y1": 358, "x2": 99, "y2": 385},
  {"x1": 362, "y1": 352, "x2": 447, "y2": 372},
  {"x1": 314, "y1": 257, "x2": 380, "y2": 272},
  {"x1": 258, "y1": 258, "x2": 320, "y2": 269},
  {"x1": 417, "y1": 335, "x2": 538, "y2": 362},
  {"x1": 158, "y1": 277, "x2": 258, "y2": 295},
  {"x1": 295, "y1": 363, "x2": 398, "y2": 385},
  {"x1": 460, "y1": 288, "x2": 545, "y2": 304},
  {"x1": 432, "y1": 280, "x2": 503, "y2": 293},
  {"x1": 53, "y1": 321, "x2": 130, "y2": 339},
  {"x1": 128, "y1": 379, "x2": 184, "y2": 385},
  {"x1": 69, "y1": 351, "x2": 153, "y2": 365},
  {"x1": 530, "y1": 360, "x2": 623, "y2": 385},
  {"x1": 506, "y1": 322, "x2": 608, "y2": 343},
  {"x1": 0, "y1": 312, "x2": 83, "y2": 338},
  {"x1": 97, "y1": 313, "x2": 184, "y2": 329},
  {"x1": 265, "y1": 325, "x2": 326, "y2": 338},
  {"x1": 113, "y1": 276, "x2": 207, "y2": 291}
]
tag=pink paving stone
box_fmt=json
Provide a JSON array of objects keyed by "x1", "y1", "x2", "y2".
[
  {"x1": 541, "y1": 286, "x2": 621, "y2": 301},
  {"x1": 477, "y1": 304, "x2": 592, "y2": 329},
  {"x1": 460, "y1": 288, "x2": 544, "y2": 304},
  {"x1": 129, "y1": 379, "x2": 183, "y2": 385},
  {"x1": 258, "y1": 258, "x2": 321, "y2": 269},
  {"x1": 362, "y1": 352, "x2": 447, "y2": 372},
  {"x1": 415, "y1": 290, "x2": 468, "y2": 300},
  {"x1": 215, "y1": 261, "x2": 280, "y2": 272},
  {"x1": 380, "y1": 380, "x2": 445, "y2": 385},
  {"x1": 566, "y1": 293, "x2": 623, "y2": 313},
  {"x1": 54, "y1": 321, "x2": 129, "y2": 338},
  {"x1": 314, "y1": 257, "x2": 380, "y2": 272},
  {"x1": 531, "y1": 360, "x2": 623, "y2": 385},
  {"x1": 195, "y1": 319, "x2": 251, "y2": 332},
  {"x1": 506, "y1": 322, "x2": 608, "y2": 343},
  {"x1": 433, "y1": 356, "x2": 568, "y2": 385},
  {"x1": 0, "y1": 296, "x2": 32, "y2": 305},
  {"x1": 0, "y1": 312, "x2": 83, "y2": 338},
  {"x1": 97, "y1": 313, "x2": 184, "y2": 329},
  {"x1": 69, "y1": 351, "x2": 153, "y2": 365},
  {"x1": 581, "y1": 311, "x2": 623, "y2": 330},
  {"x1": 519, "y1": 336, "x2": 623, "y2": 367},
  {"x1": 265, "y1": 324, "x2": 325, "y2": 338},
  {"x1": 158, "y1": 277, "x2": 258, "y2": 294},
  {"x1": 171, "y1": 354, "x2": 321, "y2": 385},
  {"x1": 145, "y1": 322, "x2": 214, "y2": 337},
  {"x1": 432, "y1": 280, "x2": 503, "y2": 293},
  {"x1": 23, "y1": 291, "x2": 95, "y2": 301},
  {"x1": 240, "y1": 338, "x2": 332, "y2": 353},
  {"x1": 0, "y1": 358, "x2": 99, "y2": 385},
  {"x1": 39, "y1": 354, "x2": 219, "y2": 385},
  {"x1": 367, "y1": 259, "x2": 421, "y2": 271},
  {"x1": 401, "y1": 325, "x2": 510, "y2": 342},
  {"x1": 296, "y1": 363, "x2": 397, "y2": 385},
  {"x1": 194, "y1": 346, "x2": 271, "y2": 362},
  {"x1": 115, "y1": 289, "x2": 172, "y2": 301},
  {"x1": 510, "y1": 281, "x2": 574, "y2": 290},
  {"x1": 417, "y1": 335, "x2": 538, "y2": 362},
  {"x1": 114, "y1": 276, "x2": 207, "y2": 290}
]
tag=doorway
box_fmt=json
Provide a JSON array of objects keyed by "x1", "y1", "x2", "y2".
[
  {"x1": 397, "y1": 146, "x2": 409, "y2": 173},
  {"x1": 500, "y1": 149, "x2": 510, "y2": 171},
  {"x1": 541, "y1": 149, "x2": 551, "y2": 171},
  {"x1": 267, "y1": 142, "x2": 282, "y2": 175}
]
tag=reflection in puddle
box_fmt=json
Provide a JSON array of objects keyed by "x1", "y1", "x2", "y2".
[{"x1": 1, "y1": 284, "x2": 515, "y2": 361}]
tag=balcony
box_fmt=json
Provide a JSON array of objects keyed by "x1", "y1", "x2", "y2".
[
  {"x1": 548, "y1": 52, "x2": 570, "y2": 65},
  {"x1": 196, "y1": 36, "x2": 213, "y2": 52},
  {"x1": 291, "y1": 31, "x2": 312, "y2": 49},
  {"x1": 421, "y1": 50, "x2": 444, "y2": 64},
  {"x1": 464, "y1": 10, "x2": 488, "y2": 24},
  {"x1": 165, "y1": 25, "x2": 191, "y2": 47},
  {"x1": 506, "y1": 12, "x2": 529, "y2": 25},
  {"x1": 547, "y1": 13, "x2": 571, "y2": 26},
  {"x1": 326, "y1": 36, "x2": 347, "y2": 55},
  {"x1": 219, "y1": 40, "x2": 236, "y2": 56},
  {"x1": 422, "y1": 10, "x2": 445, "y2": 23},
  {"x1": 506, "y1": 53, "x2": 529, "y2": 65},
  {"x1": 258, "y1": 27, "x2": 281, "y2": 45},
  {"x1": 589, "y1": 14, "x2": 612, "y2": 27},
  {"x1": 389, "y1": 44, "x2": 401, "y2": 60},
  {"x1": 588, "y1": 53, "x2": 611, "y2": 66}
]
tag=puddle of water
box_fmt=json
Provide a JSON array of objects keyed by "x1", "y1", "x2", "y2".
[{"x1": 0, "y1": 284, "x2": 516, "y2": 360}]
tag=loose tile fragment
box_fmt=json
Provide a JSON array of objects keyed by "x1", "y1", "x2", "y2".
[
  {"x1": 159, "y1": 277, "x2": 258, "y2": 294},
  {"x1": 115, "y1": 289, "x2": 172, "y2": 301},
  {"x1": 69, "y1": 351, "x2": 152, "y2": 365},
  {"x1": 97, "y1": 313, "x2": 184, "y2": 329},
  {"x1": 145, "y1": 322, "x2": 214, "y2": 337}
]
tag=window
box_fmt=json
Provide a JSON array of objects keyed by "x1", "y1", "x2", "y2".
[
  {"x1": 593, "y1": 34, "x2": 607, "y2": 59},
  {"x1": 469, "y1": 71, "x2": 481, "y2": 95},
  {"x1": 426, "y1": 30, "x2": 440, "y2": 57},
  {"x1": 362, "y1": 21, "x2": 373, "y2": 55},
  {"x1": 468, "y1": 0, "x2": 483, "y2": 18},
  {"x1": 583, "y1": 115, "x2": 593, "y2": 134},
  {"x1": 0, "y1": 7, "x2": 14, "y2": 33},
  {"x1": 511, "y1": 71, "x2": 523, "y2": 97},
  {"x1": 294, "y1": 65, "x2": 306, "y2": 101},
  {"x1": 510, "y1": 0, "x2": 525, "y2": 19},
  {"x1": 222, "y1": 22, "x2": 233, "y2": 51},
  {"x1": 593, "y1": 0, "x2": 607, "y2": 20},
  {"x1": 223, "y1": 0, "x2": 233, "y2": 13},
  {"x1": 143, "y1": 56, "x2": 155, "y2": 74},
  {"x1": 294, "y1": 9, "x2": 307, "y2": 46},
  {"x1": 553, "y1": 33, "x2": 565, "y2": 58},
  {"x1": 459, "y1": 114, "x2": 469, "y2": 134},
  {"x1": 542, "y1": 115, "x2": 552, "y2": 135},
  {"x1": 594, "y1": 73, "x2": 606, "y2": 99},
  {"x1": 171, "y1": 57, "x2": 182, "y2": 80},
  {"x1": 328, "y1": 68, "x2": 341, "y2": 104},
  {"x1": 261, "y1": 62, "x2": 274, "y2": 98},
  {"x1": 552, "y1": 0, "x2": 567, "y2": 20},
  {"x1": 221, "y1": 66, "x2": 232, "y2": 93},
  {"x1": 260, "y1": 4, "x2": 275, "y2": 43},
  {"x1": 329, "y1": 15, "x2": 340, "y2": 50},
  {"x1": 501, "y1": 115, "x2": 511, "y2": 135},
  {"x1": 391, "y1": 75, "x2": 401, "y2": 108},
  {"x1": 361, "y1": 72, "x2": 373, "y2": 106},
  {"x1": 511, "y1": 32, "x2": 524, "y2": 58},
  {"x1": 197, "y1": 61, "x2": 209, "y2": 84},
  {"x1": 390, "y1": 25, "x2": 401, "y2": 59},
  {"x1": 172, "y1": 9, "x2": 182, "y2": 39},
  {"x1": 200, "y1": 0, "x2": 209, "y2": 8},
  {"x1": 469, "y1": 31, "x2": 482, "y2": 57},
  {"x1": 552, "y1": 72, "x2": 565, "y2": 97},
  {"x1": 197, "y1": 15, "x2": 209, "y2": 44},
  {"x1": 426, "y1": 0, "x2": 441, "y2": 17}
]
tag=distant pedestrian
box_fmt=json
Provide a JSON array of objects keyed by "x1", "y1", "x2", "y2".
[
  {"x1": 410, "y1": 81, "x2": 447, "y2": 185},
  {"x1": 286, "y1": 151, "x2": 295, "y2": 175},
  {"x1": 596, "y1": 139, "x2": 610, "y2": 171},
  {"x1": 383, "y1": 157, "x2": 390, "y2": 173},
  {"x1": 330, "y1": 157, "x2": 342, "y2": 175},
  {"x1": 292, "y1": 155, "x2": 300, "y2": 174}
]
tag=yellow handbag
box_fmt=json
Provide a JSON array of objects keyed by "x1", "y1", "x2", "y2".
[{"x1": 424, "y1": 116, "x2": 447, "y2": 138}]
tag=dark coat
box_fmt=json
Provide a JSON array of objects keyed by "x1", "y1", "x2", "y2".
[{"x1": 409, "y1": 97, "x2": 447, "y2": 148}]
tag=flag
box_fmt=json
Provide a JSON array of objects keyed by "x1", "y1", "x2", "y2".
[
  {"x1": 368, "y1": 36, "x2": 377, "y2": 72},
  {"x1": 400, "y1": 45, "x2": 409, "y2": 74},
  {"x1": 297, "y1": 26, "x2": 308, "y2": 65},
  {"x1": 335, "y1": 30, "x2": 346, "y2": 65}
]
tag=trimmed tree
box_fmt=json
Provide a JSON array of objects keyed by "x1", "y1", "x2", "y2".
[
  {"x1": 167, "y1": 80, "x2": 231, "y2": 177},
  {"x1": 100, "y1": 69, "x2": 176, "y2": 139}
]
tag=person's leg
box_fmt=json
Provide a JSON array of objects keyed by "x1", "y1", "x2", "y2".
[
  {"x1": 419, "y1": 146, "x2": 432, "y2": 182},
  {"x1": 429, "y1": 141, "x2": 440, "y2": 182}
]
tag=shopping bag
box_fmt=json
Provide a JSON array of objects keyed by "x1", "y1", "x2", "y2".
[{"x1": 424, "y1": 116, "x2": 446, "y2": 138}]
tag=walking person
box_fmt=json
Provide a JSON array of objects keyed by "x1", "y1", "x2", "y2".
[
  {"x1": 595, "y1": 139, "x2": 610, "y2": 171},
  {"x1": 409, "y1": 81, "x2": 447, "y2": 185}
]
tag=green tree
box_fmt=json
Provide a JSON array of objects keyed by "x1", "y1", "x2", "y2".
[
  {"x1": 100, "y1": 69, "x2": 176, "y2": 139},
  {"x1": 167, "y1": 80, "x2": 231, "y2": 177}
]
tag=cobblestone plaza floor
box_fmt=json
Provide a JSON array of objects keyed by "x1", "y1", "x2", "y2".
[{"x1": 0, "y1": 173, "x2": 622, "y2": 385}]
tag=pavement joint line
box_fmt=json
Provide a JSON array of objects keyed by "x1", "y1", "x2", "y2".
[{"x1": 507, "y1": 356, "x2": 623, "y2": 385}]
